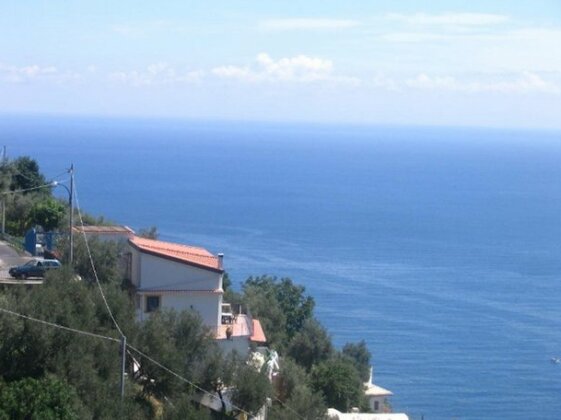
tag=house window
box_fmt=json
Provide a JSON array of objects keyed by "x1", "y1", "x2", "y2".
[
  {"x1": 145, "y1": 295, "x2": 161, "y2": 313},
  {"x1": 374, "y1": 401, "x2": 379, "y2": 411}
]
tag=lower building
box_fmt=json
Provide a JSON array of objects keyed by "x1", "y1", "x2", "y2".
[{"x1": 126, "y1": 235, "x2": 266, "y2": 352}]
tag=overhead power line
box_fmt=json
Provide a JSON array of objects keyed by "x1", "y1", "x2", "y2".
[
  {"x1": 0, "y1": 306, "x2": 119, "y2": 343},
  {"x1": 22, "y1": 173, "x2": 301, "y2": 419},
  {"x1": 0, "y1": 303, "x2": 264, "y2": 419},
  {"x1": 73, "y1": 181, "x2": 125, "y2": 338},
  {"x1": 126, "y1": 343, "x2": 252, "y2": 418},
  {"x1": 271, "y1": 395, "x2": 306, "y2": 420},
  {"x1": 1, "y1": 181, "x2": 56, "y2": 195}
]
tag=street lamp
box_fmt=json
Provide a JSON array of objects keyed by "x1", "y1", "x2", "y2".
[{"x1": 52, "y1": 164, "x2": 74, "y2": 265}]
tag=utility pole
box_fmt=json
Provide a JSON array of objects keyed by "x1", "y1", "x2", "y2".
[
  {"x1": 68, "y1": 164, "x2": 74, "y2": 265},
  {"x1": 120, "y1": 335, "x2": 127, "y2": 399},
  {"x1": 1, "y1": 146, "x2": 6, "y2": 236}
]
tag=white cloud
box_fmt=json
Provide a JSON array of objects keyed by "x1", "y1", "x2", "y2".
[
  {"x1": 109, "y1": 62, "x2": 203, "y2": 86},
  {"x1": 257, "y1": 53, "x2": 332, "y2": 80},
  {"x1": 211, "y1": 65, "x2": 255, "y2": 81},
  {"x1": 112, "y1": 20, "x2": 185, "y2": 38},
  {"x1": 112, "y1": 24, "x2": 138, "y2": 37},
  {"x1": 259, "y1": 18, "x2": 359, "y2": 31},
  {"x1": 370, "y1": 73, "x2": 401, "y2": 91},
  {"x1": 374, "y1": 16, "x2": 561, "y2": 74},
  {"x1": 405, "y1": 72, "x2": 560, "y2": 94},
  {"x1": 380, "y1": 32, "x2": 447, "y2": 43},
  {"x1": 386, "y1": 12, "x2": 509, "y2": 26},
  {"x1": 211, "y1": 53, "x2": 355, "y2": 84},
  {"x1": 0, "y1": 63, "x2": 62, "y2": 83}
]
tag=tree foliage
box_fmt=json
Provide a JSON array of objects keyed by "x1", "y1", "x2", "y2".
[
  {"x1": 287, "y1": 318, "x2": 333, "y2": 371},
  {"x1": 0, "y1": 156, "x2": 51, "y2": 235},
  {"x1": 231, "y1": 363, "x2": 272, "y2": 415},
  {"x1": 9, "y1": 156, "x2": 48, "y2": 193},
  {"x1": 270, "y1": 383, "x2": 327, "y2": 420},
  {"x1": 138, "y1": 226, "x2": 159, "y2": 239},
  {"x1": 311, "y1": 357, "x2": 363, "y2": 412},
  {"x1": 68, "y1": 235, "x2": 124, "y2": 284},
  {"x1": 242, "y1": 276, "x2": 314, "y2": 350},
  {"x1": 237, "y1": 274, "x2": 374, "y2": 415},
  {"x1": 0, "y1": 377, "x2": 83, "y2": 420},
  {"x1": 271, "y1": 358, "x2": 327, "y2": 419},
  {"x1": 0, "y1": 268, "x2": 142, "y2": 418},
  {"x1": 0, "y1": 153, "x2": 379, "y2": 419},
  {"x1": 28, "y1": 197, "x2": 67, "y2": 232},
  {"x1": 136, "y1": 309, "x2": 215, "y2": 399},
  {"x1": 342, "y1": 340, "x2": 371, "y2": 383},
  {"x1": 3, "y1": 195, "x2": 33, "y2": 236},
  {"x1": 162, "y1": 394, "x2": 211, "y2": 420}
]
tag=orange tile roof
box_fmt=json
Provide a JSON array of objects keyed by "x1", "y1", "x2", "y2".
[
  {"x1": 216, "y1": 314, "x2": 252, "y2": 339},
  {"x1": 250, "y1": 319, "x2": 267, "y2": 343},
  {"x1": 215, "y1": 315, "x2": 267, "y2": 343},
  {"x1": 129, "y1": 236, "x2": 223, "y2": 272}
]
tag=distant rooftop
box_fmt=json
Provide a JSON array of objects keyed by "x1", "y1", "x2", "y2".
[
  {"x1": 73, "y1": 225, "x2": 135, "y2": 234},
  {"x1": 327, "y1": 409, "x2": 408, "y2": 420},
  {"x1": 364, "y1": 367, "x2": 393, "y2": 397},
  {"x1": 364, "y1": 383, "x2": 393, "y2": 397},
  {"x1": 129, "y1": 236, "x2": 223, "y2": 273}
]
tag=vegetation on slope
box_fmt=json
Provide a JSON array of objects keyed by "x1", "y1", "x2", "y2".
[{"x1": 0, "y1": 156, "x2": 374, "y2": 419}]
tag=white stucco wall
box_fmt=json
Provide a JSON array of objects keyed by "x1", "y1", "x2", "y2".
[
  {"x1": 129, "y1": 245, "x2": 224, "y2": 329},
  {"x1": 137, "y1": 291, "x2": 222, "y2": 328},
  {"x1": 84, "y1": 232, "x2": 133, "y2": 243},
  {"x1": 134, "y1": 251, "x2": 222, "y2": 291},
  {"x1": 367, "y1": 396, "x2": 389, "y2": 413},
  {"x1": 130, "y1": 247, "x2": 141, "y2": 287}
]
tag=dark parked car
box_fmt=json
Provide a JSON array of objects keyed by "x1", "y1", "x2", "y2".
[{"x1": 9, "y1": 259, "x2": 61, "y2": 279}]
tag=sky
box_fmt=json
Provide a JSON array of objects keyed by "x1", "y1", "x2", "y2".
[{"x1": 1, "y1": 1, "x2": 561, "y2": 129}]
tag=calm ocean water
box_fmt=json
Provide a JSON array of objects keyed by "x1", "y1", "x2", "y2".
[{"x1": 4, "y1": 115, "x2": 561, "y2": 419}]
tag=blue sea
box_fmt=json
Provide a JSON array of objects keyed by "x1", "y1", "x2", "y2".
[{"x1": 4, "y1": 115, "x2": 561, "y2": 419}]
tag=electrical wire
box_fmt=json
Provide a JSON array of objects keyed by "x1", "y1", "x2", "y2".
[
  {"x1": 12, "y1": 168, "x2": 35, "y2": 182},
  {"x1": 0, "y1": 149, "x2": 69, "y2": 182},
  {"x1": 73, "y1": 180, "x2": 125, "y2": 338},
  {"x1": 50, "y1": 169, "x2": 72, "y2": 180},
  {"x1": 12, "y1": 166, "x2": 45, "y2": 183},
  {"x1": 0, "y1": 306, "x2": 270, "y2": 418},
  {"x1": 271, "y1": 395, "x2": 306, "y2": 420},
  {"x1": 62, "y1": 175, "x2": 300, "y2": 419},
  {"x1": 0, "y1": 306, "x2": 120, "y2": 343},
  {"x1": 1, "y1": 181, "x2": 56, "y2": 195},
  {"x1": 70, "y1": 178, "x2": 244, "y2": 415},
  {"x1": 126, "y1": 343, "x2": 252, "y2": 418}
]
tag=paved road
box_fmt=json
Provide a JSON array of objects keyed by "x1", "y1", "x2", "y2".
[{"x1": 0, "y1": 240, "x2": 40, "y2": 284}]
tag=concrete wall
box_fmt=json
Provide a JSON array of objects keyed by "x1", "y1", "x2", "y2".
[
  {"x1": 133, "y1": 250, "x2": 222, "y2": 291},
  {"x1": 367, "y1": 396, "x2": 388, "y2": 413},
  {"x1": 130, "y1": 247, "x2": 141, "y2": 287},
  {"x1": 216, "y1": 337, "x2": 252, "y2": 356},
  {"x1": 130, "y1": 246, "x2": 223, "y2": 329},
  {"x1": 137, "y1": 291, "x2": 222, "y2": 328},
  {"x1": 84, "y1": 233, "x2": 133, "y2": 243}
]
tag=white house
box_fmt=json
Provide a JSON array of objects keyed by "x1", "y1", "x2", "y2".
[
  {"x1": 127, "y1": 236, "x2": 267, "y2": 352},
  {"x1": 73, "y1": 225, "x2": 135, "y2": 243},
  {"x1": 128, "y1": 236, "x2": 224, "y2": 329},
  {"x1": 325, "y1": 367, "x2": 408, "y2": 420},
  {"x1": 326, "y1": 409, "x2": 408, "y2": 420},
  {"x1": 364, "y1": 367, "x2": 394, "y2": 413}
]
